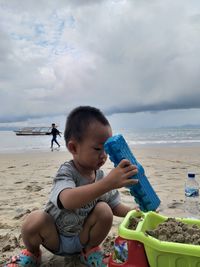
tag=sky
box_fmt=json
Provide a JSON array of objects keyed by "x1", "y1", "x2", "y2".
[{"x1": 1, "y1": 0, "x2": 200, "y2": 129}]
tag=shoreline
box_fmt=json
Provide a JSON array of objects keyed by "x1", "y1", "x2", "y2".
[
  {"x1": 1, "y1": 141, "x2": 200, "y2": 154},
  {"x1": 1, "y1": 128, "x2": 200, "y2": 155},
  {"x1": 1, "y1": 146, "x2": 200, "y2": 265}
]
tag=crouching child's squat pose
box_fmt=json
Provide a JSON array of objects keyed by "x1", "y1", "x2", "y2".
[{"x1": 4, "y1": 106, "x2": 138, "y2": 267}]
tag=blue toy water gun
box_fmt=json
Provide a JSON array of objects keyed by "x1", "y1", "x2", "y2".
[{"x1": 104, "y1": 134, "x2": 160, "y2": 211}]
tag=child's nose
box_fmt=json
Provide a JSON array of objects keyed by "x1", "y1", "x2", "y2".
[{"x1": 100, "y1": 150, "x2": 107, "y2": 159}]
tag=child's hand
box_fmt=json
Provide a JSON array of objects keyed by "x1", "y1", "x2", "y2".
[{"x1": 105, "y1": 159, "x2": 138, "y2": 189}]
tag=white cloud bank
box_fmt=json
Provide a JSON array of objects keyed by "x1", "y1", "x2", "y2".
[{"x1": 1, "y1": 0, "x2": 200, "y2": 127}]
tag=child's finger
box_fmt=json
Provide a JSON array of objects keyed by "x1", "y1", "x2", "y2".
[
  {"x1": 125, "y1": 178, "x2": 138, "y2": 186},
  {"x1": 124, "y1": 164, "x2": 138, "y2": 173},
  {"x1": 118, "y1": 159, "x2": 131, "y2": 168},
  {"x1": 135, "y1": 206, "x2": 140, "y2": 212}
]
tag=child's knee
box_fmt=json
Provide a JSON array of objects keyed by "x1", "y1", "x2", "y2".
[
  {"x1": 22, "y1": 210, "x2": 51, "y2": 232},
  {"x1": 94, "y1": 202, "x2": 113, "y2": 222}
]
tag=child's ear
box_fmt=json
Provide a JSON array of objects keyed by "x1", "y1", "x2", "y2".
[{"x1": 67, "y1": 140, "x2": 77, "y2": 154}]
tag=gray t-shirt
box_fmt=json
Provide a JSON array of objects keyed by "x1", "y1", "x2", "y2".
[{"x1": 45, "y1": 160, "x2": 120, "y2": 236}]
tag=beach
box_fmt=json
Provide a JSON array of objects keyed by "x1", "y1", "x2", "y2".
[{"x1": 1, "y1": 146, "x2": 200, "y2": 266}]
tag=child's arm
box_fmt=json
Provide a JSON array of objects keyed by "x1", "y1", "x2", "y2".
[
  {"x1": 112, "y1": 203, "x2": 132, "y2": 217},
  {"x1": 59, "y1": 159, "x2": 138, "y2": 210}
]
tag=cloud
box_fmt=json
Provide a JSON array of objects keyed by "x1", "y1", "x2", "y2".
[{"x1": 1, "y1": 0, "x2": 200, "y2": 124}]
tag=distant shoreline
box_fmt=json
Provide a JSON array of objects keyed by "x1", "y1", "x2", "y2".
[
  {"x1": 1, "y1": 127, "x2": 200, "y2": 154},
  {"x1": 1, "y1": 142, "x2": 200, "y2": 155}
]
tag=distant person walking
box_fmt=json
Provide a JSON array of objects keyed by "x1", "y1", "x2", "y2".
[{"x1": 49, "y1": 123, "x2": 61, "y2": 151}]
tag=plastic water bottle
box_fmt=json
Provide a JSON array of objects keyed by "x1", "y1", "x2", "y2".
[{"x1": 185, "y1": 172, "x2": 199, "y2": 219}]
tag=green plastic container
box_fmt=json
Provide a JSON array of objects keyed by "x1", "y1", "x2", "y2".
[{"x1": 118, "y1": 211, "x2": 200, "y2": 267}]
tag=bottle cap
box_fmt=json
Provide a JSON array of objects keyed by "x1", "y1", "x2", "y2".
[{"x1": 188, "y1": 172, "x2": 195, "y2": 178}]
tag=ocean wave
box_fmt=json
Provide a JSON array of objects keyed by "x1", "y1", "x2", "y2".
[{"x1": 129, "y1": 139, "x2": 200, "y2": 146}]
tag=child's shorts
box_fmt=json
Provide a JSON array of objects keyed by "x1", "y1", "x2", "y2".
[{"x1": 46, "y1": 234, "x2": 84, "y2": 256}]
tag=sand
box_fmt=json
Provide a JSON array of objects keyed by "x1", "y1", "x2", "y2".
[{"x1": 0, "y1": 146, "x2": 200, "y2": 266}]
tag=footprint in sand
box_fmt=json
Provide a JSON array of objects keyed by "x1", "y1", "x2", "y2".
[
  {"x1": 44, "y1": 175, "x2": 51, "y2": 178},
  {"x1": 167, "y1": 200, "x2": 184, "y2": 209},
  {"x1": 24, "y1": 185, "x2": 42, "y2": 192},
  {"x1": 13, "y1": 209, "x2": 31, "y2": 220},
  {"x1": 0, "y1": 222, "x2": 12, "y2": 229},
  {"x1": 0, "y1": 233, "x2": 19, "y2": 252},
  {"x1": 22, "y1": 164, "x2": 29, "y2": 167},
  {"x1": 14, "y1": 181, "x2": 23, "y2": 184}
]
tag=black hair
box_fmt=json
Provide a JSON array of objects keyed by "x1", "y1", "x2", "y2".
[{"x1": 64, "y1": 106, "x2": 110, "y2": 145}]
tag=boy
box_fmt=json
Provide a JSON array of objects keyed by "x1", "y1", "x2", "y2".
[{"x1": 4, "y1": 106, "x2": 138, "y2": 267}]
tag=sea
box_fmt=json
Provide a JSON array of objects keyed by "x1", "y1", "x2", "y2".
[{"x1": 1, "y1": 126, "x2": 200, "y2": 153}]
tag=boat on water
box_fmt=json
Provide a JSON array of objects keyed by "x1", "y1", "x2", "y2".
[{"x1": 14, "y1": 127, "x2": 52, "y2": 136}]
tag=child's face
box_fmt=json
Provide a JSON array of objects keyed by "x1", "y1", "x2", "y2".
[{"x1": 73, "y1": 121, "x2": 112, "y2": 171}]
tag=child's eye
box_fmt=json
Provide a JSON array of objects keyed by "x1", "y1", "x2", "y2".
[{"x1": 94, "y1": 147, "x2": 102, "y2": 151}]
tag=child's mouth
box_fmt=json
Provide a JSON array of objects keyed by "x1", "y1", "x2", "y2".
[{"x1": 98, "y1": 160, "x2": 105, "y2": 167}]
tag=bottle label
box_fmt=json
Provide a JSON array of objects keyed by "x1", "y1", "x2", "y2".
[{"x1": 185, "y1": 188, "x2": 199, "y2": 197}]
